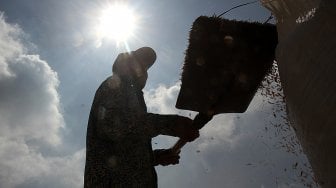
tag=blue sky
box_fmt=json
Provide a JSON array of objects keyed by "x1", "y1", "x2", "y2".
[{"x1": 0, "y1": 0, "x2": 317, "y2": 187}]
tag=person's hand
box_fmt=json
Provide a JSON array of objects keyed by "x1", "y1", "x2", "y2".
[
  {"x1": 153, "y1": 149, "x2": 180, "y2": 166},
  {"x1": 174, "y1": 116, "x2": 200, "y2": 142}
]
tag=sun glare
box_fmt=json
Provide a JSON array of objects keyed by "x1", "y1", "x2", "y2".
[{"x1": 97, "y1": 4, "x2": 136, "y2": 43}]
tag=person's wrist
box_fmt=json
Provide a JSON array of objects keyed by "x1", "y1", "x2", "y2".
[{"x1": 153, "y1": 149, "x2": 162, "y2": 166}]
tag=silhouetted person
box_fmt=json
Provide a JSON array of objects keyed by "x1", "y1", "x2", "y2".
[{"x1": 84, "y1": 47, "x2": 199, "y2": 188}]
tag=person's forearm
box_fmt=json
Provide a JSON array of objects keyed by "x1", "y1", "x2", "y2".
[{"x1": 146, "y1": 113, "x2": 179, "y2": 136}]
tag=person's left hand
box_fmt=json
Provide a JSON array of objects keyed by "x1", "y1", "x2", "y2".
[{"x1": 153, "y1": 149, "x2": 180, "y2": 166}]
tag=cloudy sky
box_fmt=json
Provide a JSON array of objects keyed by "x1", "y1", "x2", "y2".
[{"x1": 0, "y1": 0, "x2": 317, "y2": 187}]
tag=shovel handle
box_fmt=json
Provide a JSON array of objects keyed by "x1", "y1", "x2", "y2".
[
  {"x1": 171, "y1": 139, "x2": 188, "y2": 154},
  {"x1": 171, "y1": 113, "x2": 213, "y2": 154}
]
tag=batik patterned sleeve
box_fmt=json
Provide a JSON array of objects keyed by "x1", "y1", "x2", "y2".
[
  {"x1": 93, "y1": 79, "x2": 130, "y2": 141},
  {"x1": 95, "y1": 76, "x2": 155, "y2": 141},
  {"x1": 146, "y1": 113, "x2": 184, "y2": 137}
]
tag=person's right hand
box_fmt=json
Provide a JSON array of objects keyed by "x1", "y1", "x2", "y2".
[
  {"x1": 174, "y1": 116, "x2": 199, "y2": 142},
  {"x1": 153, "y1": 149, "x2": 180, "y2": 166}
]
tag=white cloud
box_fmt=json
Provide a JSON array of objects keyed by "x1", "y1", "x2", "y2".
[
  {"x1": 145, "y1": 82, "x2": 183, "y2": 115},
  {"x1": 0, "y1": 13, "x2": 22, "y2": 79},
  {"x1": 0, "y1": 12, "x2": 63, "y2": 147},
  {"x1": 0, "y1": 12, "x2": 84, "y2": 188},
  {"x1": 0, "y1": 138, "x2": 85, "y2": 188},
  {"x1": 0, "y1": 54, "x2": 64, "y2": 146}
]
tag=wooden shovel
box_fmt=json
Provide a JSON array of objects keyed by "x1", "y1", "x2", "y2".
[{"x1": 170, "y1": 16, "x2": 278, "y2": 154}]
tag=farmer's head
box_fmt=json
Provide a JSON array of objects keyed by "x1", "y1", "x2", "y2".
[{"x1": 112, "y1": 47, "x2": 156, "y2": 89}]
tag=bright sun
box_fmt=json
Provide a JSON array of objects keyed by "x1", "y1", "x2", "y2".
[{"x1": 97, "y1": 4, "x2": 136, "y2": 43}]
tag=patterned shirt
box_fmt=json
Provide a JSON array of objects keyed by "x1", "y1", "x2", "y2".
[{"x1": 84, "y1": 75, "x2": 180, "y2": 188}]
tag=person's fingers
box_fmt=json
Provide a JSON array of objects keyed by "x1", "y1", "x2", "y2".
[
  {"x1": 184, "y1": 129, "x2": 200, "y2": 142},
  {"x1": 167, "y1": 148, "x2": 180, "y2": 155},
  {"x1": 157, "y1": 149, "x2": 182, "y2": 166}
]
